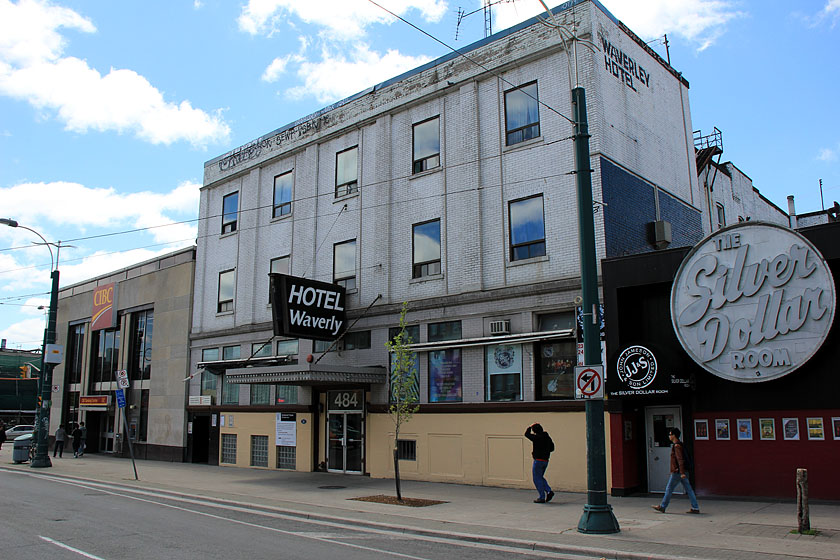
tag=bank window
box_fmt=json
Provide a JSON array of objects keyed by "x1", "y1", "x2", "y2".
[
  {"x1": 343, "y1": 330, "x2": 371, "y2": 350},
  {"x1": 413, "y1": 219, "x2": 441, "y2": 278},
  {"x1": 334, "y1": 239, "x2": 356, "y2": 290},
  {"x1": 716, "y1": 202, "x2": 726, "y2": 230},
  {"x1": 428, "y1": 320, "x2": 461, "y2": 342},
  {"x1": 509, "y1": 194, "x2": 546, "y2": 261},
  {"x1": 273, "y1": 171, "x2": 293, "y2": 218},
  {"x1": 429, "y1": 348, "x2": 462, "y2": 402},
  {"x1": 221, "y1": 434, "x2": 237, "y2": 464},
  {"x1": 222, "y1": 191, "x2": 239, "y2": 234},
  {"x1": 413, "y1": 117, "x2": 440, "y2": 174},
  {"x1": 536, "y1": 340, "x2": 576, "y2": 399},
  {"x1": 129, "y1": 310, "x2": 153, "y2": 381},
  {"x1": 335, "y1": 146, "x2": 358, "y2": 197},
  {"x1": 504, "y1": 81, "x2": 540, "y2": 146},
  {"x1": 251, "y1": 384, "x2": 271, "y2": 405},
  {"x1": 275, "y1": 385, "x2": 298, "y2": 404},
  {"x1": 218, "y1": 269, "x2": 235, "y2": 313},
  {"x1": 486, "y1": 344, "x2": 523, "y2": 401},
  {"x1": 90, "y1": 328, "x2": 120, "y2": 386},
  {"x1": 67, "y1": 323, "x2": 86, "y2": 384}
]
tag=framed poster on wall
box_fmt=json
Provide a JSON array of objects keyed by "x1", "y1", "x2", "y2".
[
  {"x1": 783, "y1": 417, "x2": 800, "y2": 440},
  {"x1": 694, "y1": 419, "x2": 709, "y2": 440},
  {"x1": 759, "y1": 418, "x2": 775, "y2": 440},
  {"x1": 807, "y1": 417, "x2": 824, "y2": 440},
  {"x1": 737, "y1": 419, "x2": 752, "y2": 440},
  {"x1": 832, "y1": 417, "x2": 840, "y2": 441},
  {"x1": 715, "y1": 419, "x2": 730, "y2": 440}
]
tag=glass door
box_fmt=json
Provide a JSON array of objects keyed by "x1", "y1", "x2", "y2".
[
  {"x1": 645, "y1": 406, "x2": 682, "y2": 493},
  {"x1": 327, "y1": 413, "x2": 363, "y2": 473}
]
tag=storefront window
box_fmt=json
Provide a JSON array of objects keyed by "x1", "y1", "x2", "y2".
[
  {"x1": 251, "y1": 384, "x2": 271, "y2": 405},
  {"x1": 536, "y1": 341, "x2": 576, "y2": 399},
  {"x1": 429, "y1": 348, "x2": 462, "y2": 402},
  {"x1": 275, "y1": 385, "x2": 298, "y2": 404},
  {"x1": 486, "y1": 344, "x2": 522, "y2": 401}
]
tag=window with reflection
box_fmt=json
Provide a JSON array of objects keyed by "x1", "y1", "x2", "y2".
[
  {"x1": 129, "y1": 309, "x2": 153, "y2": 381},
  {"x1": 504, "y1": 82, "x2": 540, "y2": 146},
  {"x1": 536, "y1": 340, "x2": 576, "y2": 399},
  {"x1": 222, "y1": 191, "x2": 239, "y2": 234},
  {"x1": 412, "y1": 219, "x2": 441, "y2": 278},
  {"x1": 333, "y1": 239, "x2": 356, "y2": 290},
  {"x1": 90, "y1": 328, "x2": 120, "y2": 388},
  {"x1": 428, "y1": 320, "x2": 461, "y2": 342},
  {"x1": 509, "y1": 194, "x2": 546, "y2": 261},
  {"x1": 218, "y1": 269, "x2": 235, "y2": 312},
  {"x1": 335, "y1": 146, "x2": 358, "y2": 197},
  {"x1": 275, "y1": 385, "x2": 298, "y2": 404},
  {"x1": 413, "y1": 117, "x2": 440, "y2": 173},
  {"x1": 273, "y1": 171, "x2": 293, "y2": 217},
  {"x1": 222, "y1": 345, "x2": 240, "y2": 405},
  {"x1": 200, "y1": 347, "x2": 219, "y2": 401},
  {"x1": 66, "y1": 323, "x2": 85, "y2": 384},
  {"x1": 251, "y1": 342, "x2": 273, "y2": 358}
]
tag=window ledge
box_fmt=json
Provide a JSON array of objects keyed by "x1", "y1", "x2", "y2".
[
  {"x1": 409, "y1": 166, "x2": 442, "y2": 180},
  {"x1": 334, "y1": 191, "x2": 359, "y2": 203},
  {"x1": 507, "y1": 255, "x2": 549, "y2": 268},
  {"x1": 216, "y1": 310, "x2": 235, "y2": 317},
  {"x1": 410, "y1": 273, "x2": 444, "y2": 285},
  {"x1": 503, "y1": 135, "x2": 544, "y2": 153},
  {"x1": 220, "y1": 231, "x2": 238, "y2": 239},
  {"x1": 270, "y1": 213, "x2": 292, "y2": 223}
]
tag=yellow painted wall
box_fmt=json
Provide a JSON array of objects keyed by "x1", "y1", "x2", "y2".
[
  {"x1": 368, "y1": 412, "x2": 613, "y2": 491},
  {"x1": 218, "y1": 412, "x2": 312, "y2": 470}
]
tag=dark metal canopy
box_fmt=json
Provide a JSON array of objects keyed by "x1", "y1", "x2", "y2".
[{"x1": 197, "y1": 358, "x2": 386, "y2": 386}]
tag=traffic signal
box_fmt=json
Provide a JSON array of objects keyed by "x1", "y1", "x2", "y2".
[
  {"x1": 19, "y1": 364, "x2": 29, "y2": 378},
  {"x1": 38, "y1": 395, "x2": 43, "y2": 408}
]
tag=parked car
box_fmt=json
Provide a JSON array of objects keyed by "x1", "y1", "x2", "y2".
[{"x1": 5, "y1": 424, "x2": 35, "y2": 440}]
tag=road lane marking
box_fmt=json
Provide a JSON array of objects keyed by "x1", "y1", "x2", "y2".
[{"x1": 39, "y1": 536, "x2": 106, "y2": 560}]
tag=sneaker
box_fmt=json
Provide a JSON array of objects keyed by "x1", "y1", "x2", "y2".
[
  {"x1": 651, "y1": 505, "x2": 665, "y2": 513},
  {"x1": 546, "y1": 491, "x2": 555, "y2": 503},
  {"x1": 686, "y1": 509, "x2": 700, "y2": 514},
  {"x1": 533, "y1": 498, "x2": 546, "y2": 503}
]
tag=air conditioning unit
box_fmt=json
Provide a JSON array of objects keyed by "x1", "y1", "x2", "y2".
[{"x1": 489, "y1": 320, "x2": 510, "y2": 335}]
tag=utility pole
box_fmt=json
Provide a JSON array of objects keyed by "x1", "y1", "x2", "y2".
[{"x1": 31, "y1": 269, "x2": 59, "y2": 468}]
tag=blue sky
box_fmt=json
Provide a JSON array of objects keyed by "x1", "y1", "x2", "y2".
[{"x1": 1, "y1": 0, "x2": 838, "y2": 349}]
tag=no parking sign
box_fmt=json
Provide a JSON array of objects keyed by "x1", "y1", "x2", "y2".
[{"x1": 575, "y1": 365, "x2": 604, "y2": 399}]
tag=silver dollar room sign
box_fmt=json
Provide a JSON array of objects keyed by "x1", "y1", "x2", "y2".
[{"x1": 671, "y1": 222, "x2": 835, "y2": 382}]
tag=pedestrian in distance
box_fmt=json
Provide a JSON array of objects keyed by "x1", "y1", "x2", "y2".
[
  {"x1": 79, "y1": 421, "x2": 87, "y2": 457},
  {"x1": 652, "y1": 427, "x2": 700, "y2": 514},
  {"x1": 53, "y1": 424, "x2": 67, "y2": 458},
  {"x1": 71, "y1": 423, "x2": 82, "y2": 458},
  {"x1": 524, "y1": 422, "x2": 555, "y2": 504}
]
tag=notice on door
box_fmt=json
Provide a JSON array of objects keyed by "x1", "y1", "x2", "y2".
[{"x1": 276, "y1": 413, "x2": 297, "y2": 446}]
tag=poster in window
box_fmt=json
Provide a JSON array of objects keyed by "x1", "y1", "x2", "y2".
[
  {"x1": 783, "y1": 417, "x2": 800, "y2": 440},
  {"x1": 759, "y1": 418, "x2": 775, "y2": 440},
  {"x1": 715, "y1": 419, "x2": 730, "y2": 440},
  {"x1": 429, "y1": 348, "x2": 462, "y2": 402},
  {"x1": 736, "y1": 419, "x2": 752, "y2": 440},
  {"x1": 485, "y1": 344, "x2": 522, "y2": 401},
  {"x1": 807, "y1": 417, "x2": 824, "y2": 440},
  {"x1": 538, "y1": 341, "x2": 575, "y2": 399},
  {"x1": 833, "y1": 417, "x2": 840, "y2": 441},
  {"x1": 694, "y1": 419, "x2": 708, "y2": 440},
  {"x1": 390, "y1": 351, "x2": 419, "y2": 404}
]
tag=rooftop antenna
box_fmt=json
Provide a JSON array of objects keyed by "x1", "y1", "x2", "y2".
[
  {"x1": 646, "y1": 34, "x2": 671, "y2": 65},
  {"x1": 455, "y1": 0, "x2": 514, "y2": 40}
]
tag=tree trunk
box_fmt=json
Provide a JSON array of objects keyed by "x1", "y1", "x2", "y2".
[
  {"x1": 796, "y1": 468, "x2": 810, "y2": 533},
  {"x1": 393, "y1": 446, "x2": 402, "y2": 501}
]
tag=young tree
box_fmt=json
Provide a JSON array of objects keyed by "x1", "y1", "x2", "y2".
[{"x1": 385, "y1": 302, "x2": 419, "y2": 501}]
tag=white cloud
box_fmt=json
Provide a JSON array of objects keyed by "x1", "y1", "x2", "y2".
[
  {"x1": 0, "y1": 0, "x2": 230, "y2": 147},
  {"x1": 493, "y1": 0, "x2": 744, "y2": 51},
  {"x1": 818, "y1": 146, "x2": 838, "y2": 162},
  {"x1": 285, "y1": 43, "x2": 431, "y2": 103},
  {"x1": 0, "y1": 317, "x2": 45, "y2": 348},
  {"x1": 813, "y1": 0, "x2": 840, "y2": 27},
  {"x1": 239, "y1": 0, "x2": 447, "y2": 40}
]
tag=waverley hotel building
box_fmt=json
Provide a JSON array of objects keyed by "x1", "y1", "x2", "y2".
[{"x1": 186, "y1": 0, "x2": 782, "y2": 490}]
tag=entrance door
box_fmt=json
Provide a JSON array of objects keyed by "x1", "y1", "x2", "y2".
[
  {"x1": 645, "y1": 406, "x2": 682, "y2": 493},
  {"x1": 327, "y1": 413, "x2": 363, "y2": 473}
]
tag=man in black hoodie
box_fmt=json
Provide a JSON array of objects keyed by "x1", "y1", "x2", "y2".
[{"x1": 524, "y1": 423, "x2": 555, "y2": 503}]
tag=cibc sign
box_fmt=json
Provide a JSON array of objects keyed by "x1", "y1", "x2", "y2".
[
  {"x1": 671, "y1": 222, "x2": 835, "y2": 382},
  {"x1": 270, "y1": 274, "x2": 346, "y2": 342},
  {"x1": 91, "y1": 282, "x2": 117, "y2": 331}
]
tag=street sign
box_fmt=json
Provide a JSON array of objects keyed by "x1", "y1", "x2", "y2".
[
  {"x1": 51, "y1": 384, "x2": 60, "y2": 393},
  {"x1": 115, "y1": 388, "x2": 126, "y2": 409},
  {"x1": 116, "y1": 369, "x2": 130, "y2": 389},
  {"x1": 575, "y1": 365, "x2": 604, "y2": 399}
]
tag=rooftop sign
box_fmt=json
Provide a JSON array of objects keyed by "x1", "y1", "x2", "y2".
[
  {"x1": 270, "y1": 274, "x2": 346, "y2": 342},
  {"x1": 671, "y1": 222, "x2": 835, "y2": 383}
]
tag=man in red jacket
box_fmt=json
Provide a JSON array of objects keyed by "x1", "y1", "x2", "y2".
[
  {"x1": 524, "y1": 423, "x2": 555, "y2": 503},
  {"x1": 652, "y1": 428, "x2": 700, "y2": 514}
]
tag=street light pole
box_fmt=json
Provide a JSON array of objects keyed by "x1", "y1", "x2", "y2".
[{"x1": 1, "y1": 218, "x2": 58, "y2": 469}]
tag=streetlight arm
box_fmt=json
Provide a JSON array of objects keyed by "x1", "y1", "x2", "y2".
[{"x1": 1, "y1": 218, "x2": 54, "y2": 271}]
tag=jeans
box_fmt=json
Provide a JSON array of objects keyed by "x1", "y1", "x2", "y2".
[
  {"x1": 53, "y1": 440, "x2": 64, "y2": 457},
  {"x1": 660, "y1": 472, "x2": 699, "y2": 511},
  {"x1": 532, "y1": 460, "x2": 552, "y2": 499}
]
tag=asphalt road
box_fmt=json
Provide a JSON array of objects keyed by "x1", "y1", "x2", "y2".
[{"x1": 0, "y1": 469, "x2": 599, "y2": 560}]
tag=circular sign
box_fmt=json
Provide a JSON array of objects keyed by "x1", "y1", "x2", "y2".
[
  {"x1": 577, "y1": 367, "x2": 602, "y2": 396},
  {"x1": 671, "y1": 222, "x2": 835, "y2": 383},
  {"x1": 616, "y1": 345, "x2": 658, "y2": 388}
]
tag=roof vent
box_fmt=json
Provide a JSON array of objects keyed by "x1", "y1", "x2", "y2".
[{"x1": 489, "y1": 320, "x2": 510, "y2": 335}]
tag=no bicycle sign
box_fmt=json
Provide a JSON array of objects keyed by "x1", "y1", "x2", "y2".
[{"x1": 575, "y1": 365, "x2": 604, "y2": 400}]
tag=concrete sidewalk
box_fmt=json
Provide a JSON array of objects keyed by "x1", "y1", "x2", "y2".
[{"x1": 2, "y1": 448, "x2": 837, "y2": 560}]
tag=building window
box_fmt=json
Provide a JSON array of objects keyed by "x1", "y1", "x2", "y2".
[
  {"x1": 90, "y1": 328, "x2": 120, "y2": 387},
  {"x1": 505, "y1": 81, "x2": 540, "y2": 146},
  {"x1": 221, "y1": 191, "x2": 239, "y2": 234},
  {"x1": 335, "y1": 146, "x2": 358, "y2": 197},
  {"x1": 397, "y1": 440, "x2": 416, "y2": 461},
  {"x1": 251, "y1": 342, "x2": 273, "y2": 358},
  {"x1": 270, "y1": 255, "x2": 290, "y2": 276},
  {"x1": 509, "y1": 194, "x2": 546, "y2": 261},
  {"x1": 138, "y1": 389, "x2": 150, "y2": 442},
  {"x1": 129, "y1": 309, "x2": 153, "y2": 381},
  {"x1": 218, "y1": 269, "x2": 235, "y2": 313},
  {"x1": 314, "y1": 340, "x2": 333, "y2": 353},
  {"x1": 413, "y1": 117, "x2": 440, "y2": 173},
  {"x1": 333, "y1": 239, "x2": 356, "y2": 290},
  {"x1": 413, "y1": 219, "x2": 441, "y2": 278},
  {"x1": 200, "y1": 348, "x2": 219, "y2": 401},
  {"x1": 276, "y1": 445, "x2": 296, "y2": 469},
  {"x1": 536, "y1": 340, "x2": 576, "y2": 399},
  {"x1": 273, "y1": 171, "x2": 293, "y2": 218},
  {"x1": 343, "y1": 331, "x2": 371, "y2": 350},
  {"x1": 66, "y1": 323, "x2": 86, "y2": 384},
  {"x1": 275, "y1": 385, "x2": 298, "y2": 404},
  {"x1": 276, "y1": 339, "x2": 298, "y2": 359},
  {"x1": 251, "y1": 384, "x2": 271, "y2": 405},
  {"x1": 389, "y1": 325, "x2": 420, "y2": 344},
  {"x1": 486, "y1": 344, "x2": 523, "y2": 401},
  {"x1": 537, "y1": 311, "x2": 574, "y2": 331},
  {"x1": 716, "y1": 202, "x2": 726, "y2": 230},
  {"x1": 428, "y1": 320, "x2": 461, "y2": 342},
  {"x1": 222, "y1": 344, "x2": 240, "y2": 405},
  {"x1": 221, "y1": 433, "x2": 237, "y2": 464},
  {"x1": 251, "y1": 435, "x2": 269, "y2": 467},
  {"x1": 429, "y1": 348, "x2": 462, "y2": 402}
]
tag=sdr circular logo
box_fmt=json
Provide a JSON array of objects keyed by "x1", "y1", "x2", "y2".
[{"x1": 616, "y1": 345, "x2": 657, "y2": 389}]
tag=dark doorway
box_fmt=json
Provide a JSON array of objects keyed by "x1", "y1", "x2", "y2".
[
  {"x1": 85, "y1": 413, "x2": 101, "y2": 454},
  {"x1": 190, "y1": 415, "x2": 210, "y2": 463}
]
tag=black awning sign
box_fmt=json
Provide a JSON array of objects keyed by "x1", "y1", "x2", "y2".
[{"x1": 270, "y1": 273, "x2": 346, "y2": 341}]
